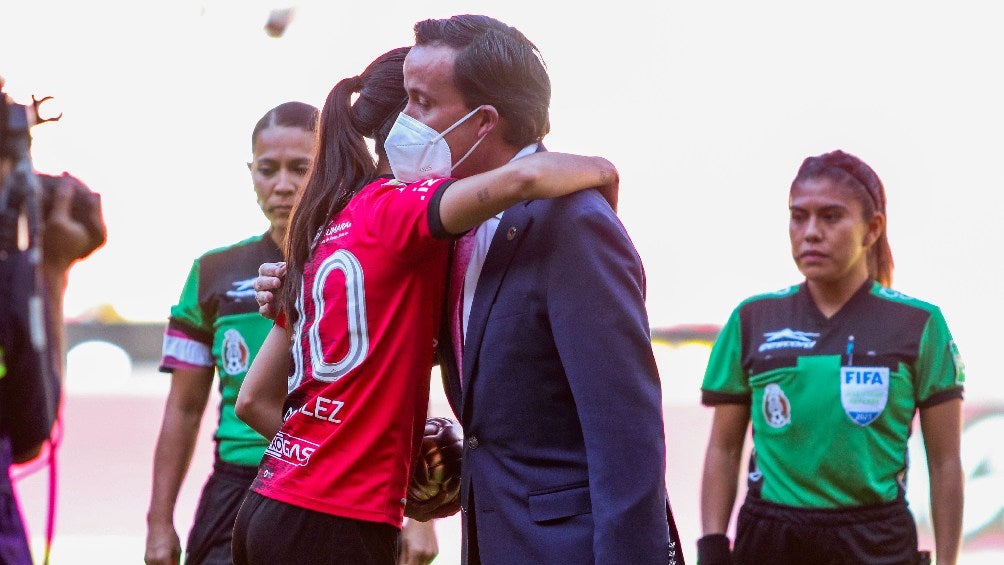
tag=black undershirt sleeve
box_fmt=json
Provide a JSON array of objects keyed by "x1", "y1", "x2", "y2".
[
  {"x1": 426, "y1": 179, "x2": 462, "y2": 240},
  {"x1": 917, "y1": 386, "x2": 964, "y2": 410}
]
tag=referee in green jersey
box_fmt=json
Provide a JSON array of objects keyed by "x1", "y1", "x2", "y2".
[{"x1": 698, "y1": 150, "x2": 964, "y2": 565}]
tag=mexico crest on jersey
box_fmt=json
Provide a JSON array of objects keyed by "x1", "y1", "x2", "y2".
[
  {"x1": 222, "y1": 328, "x2": 250, "y2": 375},
  {"x1": 762, "y1": 383, "x2": 791, "y2": 428},
  {"x1": 840, "y1": 366, "x2": 889, "y2": 426}
]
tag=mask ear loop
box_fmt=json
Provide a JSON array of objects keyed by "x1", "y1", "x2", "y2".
[
  {"x1": 436, "y1": 105, "x2": 489, "y2": 174},
  {"x1": 434, "y1": 105, "x2": 485, "y2": 141},
  {"x1": 449, "y1": 132, "x2": 488, "y2": 174}
]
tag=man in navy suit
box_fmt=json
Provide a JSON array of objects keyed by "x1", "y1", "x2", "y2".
[{"x1": 406, "y1": 15, "x2": 684, "y2": 565}]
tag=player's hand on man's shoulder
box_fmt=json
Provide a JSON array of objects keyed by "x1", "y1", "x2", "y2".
[{"x1": 594, "y1": 156, "x2": 619, "y2": 212}]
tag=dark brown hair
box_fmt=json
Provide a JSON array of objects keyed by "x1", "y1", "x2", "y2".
[
  {"x1": 414, "y1": 14, "x2": 550, "y2": 147},
  {"x1": 278, "y1": 47, "x2": 409, "y2": 320},
  {"x1": 791, "y1": 149, "x2": 894, "y2": 287}
]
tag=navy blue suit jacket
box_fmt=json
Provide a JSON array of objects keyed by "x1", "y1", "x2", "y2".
[{"x1": 438, "y1": 185, "x2": 684, "y2": 564}]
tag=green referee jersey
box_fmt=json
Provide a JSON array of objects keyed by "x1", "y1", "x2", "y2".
[
  {"x1": 702, "y1": 279, "x2": 965, "y2": 508},
  {"x1": 160, "y1": 233, "x2": 282, "y2": 466}
]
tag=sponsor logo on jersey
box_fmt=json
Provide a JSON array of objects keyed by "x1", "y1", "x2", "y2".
[
  {"x1": 758, "y1": 328, "x2": 820, "y2": 352},
  {"x1": 840, "y1": 366, "x2": 889, "y2": 426},
  {"x1": 265, "y1": 431, "x2": 319, "y2": 467},
  {"x1": 226, "y1": 277, "x2": 257, "y2": 299},
  {"x1": 323, "y1": 221, "x2": 352, "y2": 238},
  {"x1": 762, "y1": 383, "x2": 791, "y2": 428},
  {"x1": 222, "y1": 328, "x2": 250, "y2": 375}
]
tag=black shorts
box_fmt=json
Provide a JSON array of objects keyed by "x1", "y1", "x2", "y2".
[
  {"x1": 232, "y1": 490, "x2": 399, "y2": 565},
  {"x1": 184, "y1": 459, "x2": 260, "y2": 565},
  {"x1": 733, "y1": 496, "x2": 919, "y2": 565}
]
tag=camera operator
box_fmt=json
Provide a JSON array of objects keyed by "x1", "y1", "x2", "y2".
[{"x1": 0, "y1": 79, "x2": 106, "y2": 563}]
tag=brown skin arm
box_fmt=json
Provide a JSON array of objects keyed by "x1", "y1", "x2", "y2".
[
  {"x1": 145, "y1": 367, "x2": 214, "y2": 565},
  {"x1": 700, "y1": 403, "x2": 751, "y2": 536},
  {"x1": 437, "y1": 152, "x2": 618, "y2": 235},
  {"x1": 235, "y1": 324, "x2": 291, "y2": 440},
  {"x1": 919, "y1": 398, "x2": 963, "y2": 565}
]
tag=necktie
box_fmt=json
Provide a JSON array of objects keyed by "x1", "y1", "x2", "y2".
[{"x1": 449, "y1": 230, "x2": 477, "y2": 382}]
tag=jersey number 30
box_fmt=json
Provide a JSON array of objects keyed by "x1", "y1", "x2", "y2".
[{"x1": 289, "y1": 249, "x2": 369, "y2": 391}]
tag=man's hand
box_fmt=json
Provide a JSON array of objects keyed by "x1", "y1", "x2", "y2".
[
  {"x1": 255, "y1": 261, "x2": 286, "y2": 320},
  {"x1": 42, "y1": 172, "x2": 106, "y2": 270},
  {"x1": 398, "y1": 518, "x2": 439, "y2": 565}
]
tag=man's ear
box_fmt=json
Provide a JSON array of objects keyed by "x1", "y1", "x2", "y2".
[{"x1": 475, "y1": 105, "x2": 499, "y2": 138}]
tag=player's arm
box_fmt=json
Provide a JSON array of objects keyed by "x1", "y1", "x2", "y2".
[
  {"x1": 145, "y1": 367, "x2": 214, "y2": 565},
  {"x1": 919, "y1": 398, "x2": 963, "y2": 565},
  {"x1": 235, "y1": 324, "x2": 291, "y2": 440},
  {"x1": 437, "y1": 152, "x2": 617, "y2": 235}
]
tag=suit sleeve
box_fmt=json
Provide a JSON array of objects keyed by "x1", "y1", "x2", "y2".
[{"x1": 545, "y1": 191, "x2": 671, "y2": 563}]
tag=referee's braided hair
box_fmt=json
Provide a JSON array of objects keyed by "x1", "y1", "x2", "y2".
[
  {"x1": 792, "y1": 149, "x2": 894, "y2": 287},
  {"x1": 279, "y1": 46, "x2": 409, "y2": 323}
]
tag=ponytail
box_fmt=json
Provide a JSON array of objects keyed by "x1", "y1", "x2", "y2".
[{"x1": 278, "y1": 47, "x2": 409, "y2": 322}]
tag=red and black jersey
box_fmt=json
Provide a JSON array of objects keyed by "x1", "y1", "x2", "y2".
[{"x1": 253, "y1": 176, "x2": 454, "y2": 527}]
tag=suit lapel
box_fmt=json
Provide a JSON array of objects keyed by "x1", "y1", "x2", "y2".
[{"x1": 460, "y1": 201, "x2": 534, "y2": 413}]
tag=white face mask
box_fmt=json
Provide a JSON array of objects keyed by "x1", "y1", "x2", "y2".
[{"x1": 384, "y1": 105, "x2": 487, "y2": 183}]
